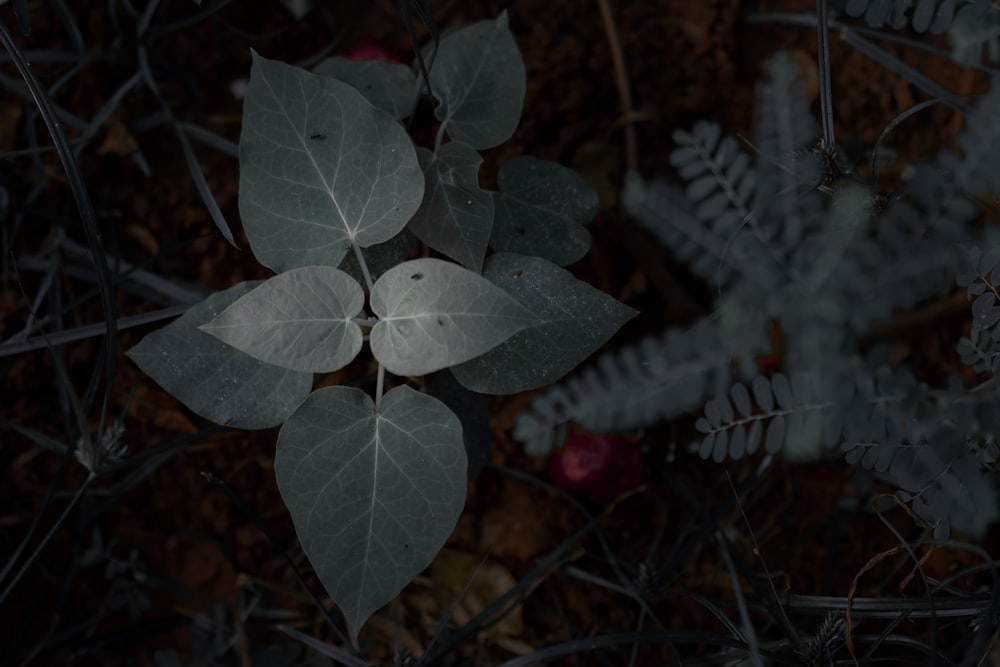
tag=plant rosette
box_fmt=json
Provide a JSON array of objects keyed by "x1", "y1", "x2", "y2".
[{"x1": 547, "y1": 427, "x2": 643, "y2": 506}]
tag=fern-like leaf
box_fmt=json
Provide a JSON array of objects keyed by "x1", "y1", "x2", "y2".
[
  {"x1": 958, "y1": 245, "x2": 1000, "y2": 333},
  {"x1": 754, "y1": 50, "x2": 825, "y2": 254},
  {"x1": 891, "y1": 434, "x2": 999, "y2": 537},
  {"x1": 841, "y1": 364, "x2": 923, "y2": 471},
  {"x1": 957, "y1": 327, "x2": 1000, "y2": 374},
  {"x1": 623, "y1": 175, "x2": 756, "y2": 291},
  {"x1": 668, "y1": 122, "x2": 784, "y2": 293},
  {"x1": 845, "y1": 0, "x2": 965, "y2": 33},
  {"x1": 695, "y1": 372, "x2": 842, "y2": 463},
  {"x1": 948, "y1": 1, "x2": 1000, "y2": 64},
  {"x1": 513, "y1": 317, "x2": 738, "y2": 455}
]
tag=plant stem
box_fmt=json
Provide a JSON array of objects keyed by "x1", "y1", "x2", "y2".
[
  {"x1": 351, "y1": 242, "x2": 375, "y2": 293},
  {"x1": 374, "y1": 364, "x2": 386, "y2": 410},
  {"x1": 0, "y1": 19, "x2": 117, "y2": 440},
  {"x1": 596, "y1": 0, "x2": 637, "y2": 174},
  {"x1": 433, "y1": 120, "x2": 447, "y2": 154},
  {"x1": 816, "y1": 0, "x2": 836, "y2": 151}
]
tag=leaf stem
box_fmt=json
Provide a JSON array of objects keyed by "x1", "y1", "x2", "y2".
[
  {"x1": 433, "y1": 120, "x2": 448, "y2": 153},
  {"x1": 351, "y1": 242, "x2": 375, "y2": 293},
  {"x1": 374, "y1": 364, "x2": 385, "y2": 410}
]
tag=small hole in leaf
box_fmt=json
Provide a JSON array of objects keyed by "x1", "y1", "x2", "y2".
[
  {"x1": 437, "y1": 318, "x2": 444, "y2": 326},
  {"x1": 514, "y1": 227, "x2": 526, "y2": 236},
  {"x1": 514, "y1": 270, "x2": 523, "y2": 278},
  {"x1": 411, "y1": 273, "x2": 423, "y2": 280}
]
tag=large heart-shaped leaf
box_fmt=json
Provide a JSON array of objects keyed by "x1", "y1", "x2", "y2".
[
  {"x1": 424, "y1": 11, "x2": 525, "y2": 149},
  {"x1": 407, "y1": 143, "x2": 493, "y2": 272},
  {"x1": 369, "y1": 258, "x2": 536, "y2": 376},
  {"x1": 127, "y1": 282, "x2": 313, "y2": 429},
  {"x1": 240, "y1": 51, "x2": 424, "y2": 272},
  {"x1": 275, "y1": 385, "x2": 467, "y2": 636},
  {"x1": 451, "y1": 253, "x2": 637, "y2": 394},
  {"x1": 489, "y1": 156, "x2": 597, "y2": 266},
  {"x1": 199, "y1": 266, "x2": 364, "y2": 373}
]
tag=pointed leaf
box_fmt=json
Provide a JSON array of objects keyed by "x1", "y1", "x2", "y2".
[
  {"x1": 369, "y1": 258, "x2": 536, "y2": 376},
  {"x1": 240, "y1": 51, "x2": 424, "y2": 271},
  {"x1": 313, "y1": 56, "x2": 419, "y2": 119},
  {"x1": 450, "y1": 254, "x2": 637, "y2": 394},
  {"x1": 275, "y1": 385, "x2": 466, "y2": 636},
  {"x1": 407, "y1": 143, "x2": 493, "y2": 272},
  {"x1": 425, "y1": 11, "x2": 526, "y2": 149},
  {"x1": 127, "y1": 282, "x2": 313, "y2": 429},
  {"x1": 489, "y1": 156, "x2": 596, "y2": 266},
  {"x1": 200, "y1": 266, "x2": 364, "y2": 373}
]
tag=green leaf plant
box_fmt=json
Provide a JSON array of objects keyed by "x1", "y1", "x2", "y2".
[{"x1": 127, "y1": 12, "x2": 635, "y2": 640}]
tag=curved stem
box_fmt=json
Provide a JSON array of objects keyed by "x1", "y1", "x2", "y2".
[
  {"x1": 433, "y1": 120, "x2": 448, "y2": 154},
  {"x1": 0, "y1": 19, "x2": 117, "y2": 440}
]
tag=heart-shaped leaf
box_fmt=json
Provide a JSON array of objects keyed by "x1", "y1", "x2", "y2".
[
  {"x1": 240, "y1": 51, "x2": 424, "y2": 271},
  {"x1": 200, "y1": 266, "x2": 364, "y2": 373},
  {"x1": 275, "y1": 385, "x2": 466, "y2": 636},
  {"x1": 489, "y1": 156, "x2": 597, "y2": 266},
  {"x1": 127, "y1": 282, "x2": 313, "y2": 429},
  {"x1": 407, "y1": 143, "x2": 494, "y2": 272},
  {"x1": 451, "y1": 253, "x2": 637, "y2": 394},
  {"x1": 424, "y1": 11, "x2": 525, "y2": 149},
  {"x1": 369, "y1": 258, "x2": 536, "y2": 376}
]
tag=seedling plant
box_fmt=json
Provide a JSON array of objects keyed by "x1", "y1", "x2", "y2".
[{"x1": 127, "y1": 12, "x2": 634, "y2": 640}]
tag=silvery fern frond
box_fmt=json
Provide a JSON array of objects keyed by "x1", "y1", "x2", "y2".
[
  {"x1": 845, "y1": 0, "x2": 965, "y2": 32},
  {"x1": 846, "y1": 0, "x2": 1000, "y2": 65},
  {"x1": 754, "y1": 50, "x2": 825, "y2": 254},
  {"x1": 513, "y1": 316, "x2": 735, "y2": 456}
]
